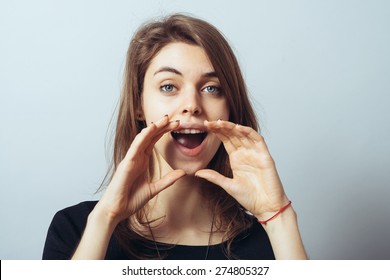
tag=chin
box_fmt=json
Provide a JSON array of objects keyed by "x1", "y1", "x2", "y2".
[{"x1": 172, "y1": 161, "x2": 207, "y2": 176}]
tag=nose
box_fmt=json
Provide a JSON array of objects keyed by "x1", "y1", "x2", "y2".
[
  {"x1": 181, "y1": 89, "x2": 202, "y2": 116},
  {"x1": 182, "y1": 104, "x2": 201, "y2": 115}
]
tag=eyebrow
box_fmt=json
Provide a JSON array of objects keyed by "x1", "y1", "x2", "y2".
[
  {"x1": 153, "y1": 66, "x2": 218, "y2": 78},
  {"x1": 154, "y1": 67, "x2": 182, "y2": 76}
]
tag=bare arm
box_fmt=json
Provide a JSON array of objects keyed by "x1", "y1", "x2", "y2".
[
  {"x1": 72, "y1": 116, "x2": 185, "y2": 259},
  {"x1": 196, "y1": 120, "x2": 308, "y2": 259},
  {"x1": 72, "y1": 206, "x2": 117, "y2": 259},
  {"x1": 257, "y1": 206, "x2": 307, "y2": 259}
]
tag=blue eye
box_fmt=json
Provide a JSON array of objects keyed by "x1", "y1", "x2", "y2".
[
  {"x1": 203, "y1": 85, "x2": 221, "y2": 94},
  {"x1": 160, "y1": 84, "x2": 176, "y2": 92}
]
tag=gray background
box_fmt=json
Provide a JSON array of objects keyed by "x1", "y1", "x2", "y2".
[{"x1": 1, "y1": 0, "x2": 389, "y2": 259}]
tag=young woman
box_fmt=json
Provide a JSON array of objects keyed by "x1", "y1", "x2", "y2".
[{"x1": 43, "y1": 14, "x2": 307, "y2": 260}]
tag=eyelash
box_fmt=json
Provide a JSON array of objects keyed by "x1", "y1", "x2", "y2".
[
  {"x1": 160, "y1": 84, "x2": 176, "y2": 93},
  {"x1": 202, "y1": 85, "x2": 221, "y2": 94},
  {"x1": 160, "y1": 84, "x2": 222, "y2": 95}
]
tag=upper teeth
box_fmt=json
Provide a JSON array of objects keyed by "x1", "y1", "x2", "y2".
[{"x1": 173, "y1": 129, "x2": 204, "y2": 134}]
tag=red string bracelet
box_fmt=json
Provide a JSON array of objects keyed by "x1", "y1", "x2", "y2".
[{"x1": 258, "y1": 201, "x2": 292, "y2": 225}]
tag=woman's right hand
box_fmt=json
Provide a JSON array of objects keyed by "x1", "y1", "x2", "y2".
[
  {"x1": 72, "y1": 116, "x2": 184, "y2": 259},
  {"x1": 94, "y1": 115, "x2": 186, "y2": 226}
]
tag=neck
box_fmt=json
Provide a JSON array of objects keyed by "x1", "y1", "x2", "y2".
[
  {"x1": 148, "y1": 154, "x2": 212, "y2": 228},
  {"x1": 136, "y1": 151, "x2": 222, "y2": 245}
]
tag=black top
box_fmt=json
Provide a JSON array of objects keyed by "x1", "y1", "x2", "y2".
[{"x1": 42, "y1": 201, "x2": 275, "y2": 260}]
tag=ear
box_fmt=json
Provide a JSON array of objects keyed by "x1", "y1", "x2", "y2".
[{"x1": 136, "y1": 109, "x2": 145, "y2": 121}]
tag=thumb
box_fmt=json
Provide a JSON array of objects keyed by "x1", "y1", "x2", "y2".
[
  {"x1": 195, "y1": 169, "x2": 232, "y2": 191},
  {"x1": 152, "y1": 169, "x2": 186, "y2": 196}
]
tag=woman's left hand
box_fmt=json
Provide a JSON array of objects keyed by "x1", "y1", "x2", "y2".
[{"x1": 195, "y1": 120, "x2": 290, "y2": 220}]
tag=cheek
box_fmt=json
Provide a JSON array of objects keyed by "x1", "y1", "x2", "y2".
[
  {"x1": 207, "y1": 99, "x2": 229, "y2": 120},
  {"x1": 142, "y1": 96, "x2": 170, "y2": 124}
]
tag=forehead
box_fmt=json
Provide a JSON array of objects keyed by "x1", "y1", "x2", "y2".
[{"x1": 146, "y1": 42, "x2": 215, "y2": 75}]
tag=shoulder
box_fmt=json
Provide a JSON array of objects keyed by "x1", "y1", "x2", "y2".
[
  {"x1": 51, "y1": 201, "x2": 97, "y2": 230},
  {"x1": 50, "y1": 200, "x2": 98, "y2": 237},
  {"x1": 54, "y1": 201, "x2": 98, "y2": 219},
  {"x1": 42, "y1": 201, "x2": 98, "y2": 259}
]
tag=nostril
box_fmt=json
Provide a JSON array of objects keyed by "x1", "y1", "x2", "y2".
[{"x1": 182, "y1": 105, "x2": 201, "y2": 115}]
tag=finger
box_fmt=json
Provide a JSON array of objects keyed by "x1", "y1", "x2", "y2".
[
  {"x1": 133, "y1": 115, "x2": 170, "y2": 147},
  {"x1": 234, "y1": 127, "x2": 274, "y2": 166},
  {"x1": 243, "y1": 129, "x2": 271, "y2": 155},
  {"x1": 212, "y1": 131, "x2": 237, "y2": 154},
  {"x1": 205, "y1": 121, "x2": 237, "y2": 154},
  {"x1": 146, "y1": 116, "x2": 182, "y2": 148},
  {"x1": 217, "y1": 121, "x2": 245, "y2": 149},
  {"x1": 210, "y1": 120, "x2": 261, "y2": 143},
  {"x1": 125, "y1": 116, "x2": 176, "y2": 160},
  {"x1": 235, "y1": 124, "x2": 263, "y2": 142},
  {"x1": 230, "y1": 124, "x2": 273, "y2": 157},
  {"x1": 234, "y1": 124, "x2": 258, "y2": 147},
  {"x1": 151, "y1": 169, "x2": 186, "y2": 196},
  {"x1": 195, "y1": 169, "x2": 233, "y2": 194},
  {"x1": 150, "y1": 118, "x2": 179, "y2": 141},
  {"x1": 206, "y1": 120, "x2": 247, "y2": 150},
  {"x1": 145, "y1": 120, "x2": 180, "y2": 155},
  {"x1": 210, "y1": 120, "x2": 268, "y2": 153}
]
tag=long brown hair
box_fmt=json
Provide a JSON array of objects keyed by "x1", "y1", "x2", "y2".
[{"x1": 103, "y1": 14, "x2": 259, "y2": 259}]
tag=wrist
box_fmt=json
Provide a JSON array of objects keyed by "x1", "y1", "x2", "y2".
[
  {"x1": 72, "y1": 205, "x2": 120, "y2": 259},
  {"x1": 89, "y1": 204, "x2": 121, "y2": 233},
  {"x1": 256, "y1": 206, "x2": 308, "y2": 259},
  {"x1": 256, "y1": 205, "x2": 298, "y2": 232},
  {"x1": 256, "y1": 199, "x2": 292, "y2": 225}
]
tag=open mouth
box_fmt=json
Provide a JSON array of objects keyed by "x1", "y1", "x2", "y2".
[{"x1": 171, "y1": 129, "x2": 207, "y2": 149}]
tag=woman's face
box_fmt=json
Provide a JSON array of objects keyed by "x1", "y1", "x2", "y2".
[{"x1": 141, "y1": 42, "x2": 229, "y2": 175}]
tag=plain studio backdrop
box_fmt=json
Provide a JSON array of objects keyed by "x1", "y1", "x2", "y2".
[{"x1": 1, "y1": 0, "x2": 389, "y2": 260}]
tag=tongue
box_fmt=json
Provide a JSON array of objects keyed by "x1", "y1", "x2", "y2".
[{"x1": 174, "y1": 134, "x2": 204, "y2": 149}]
